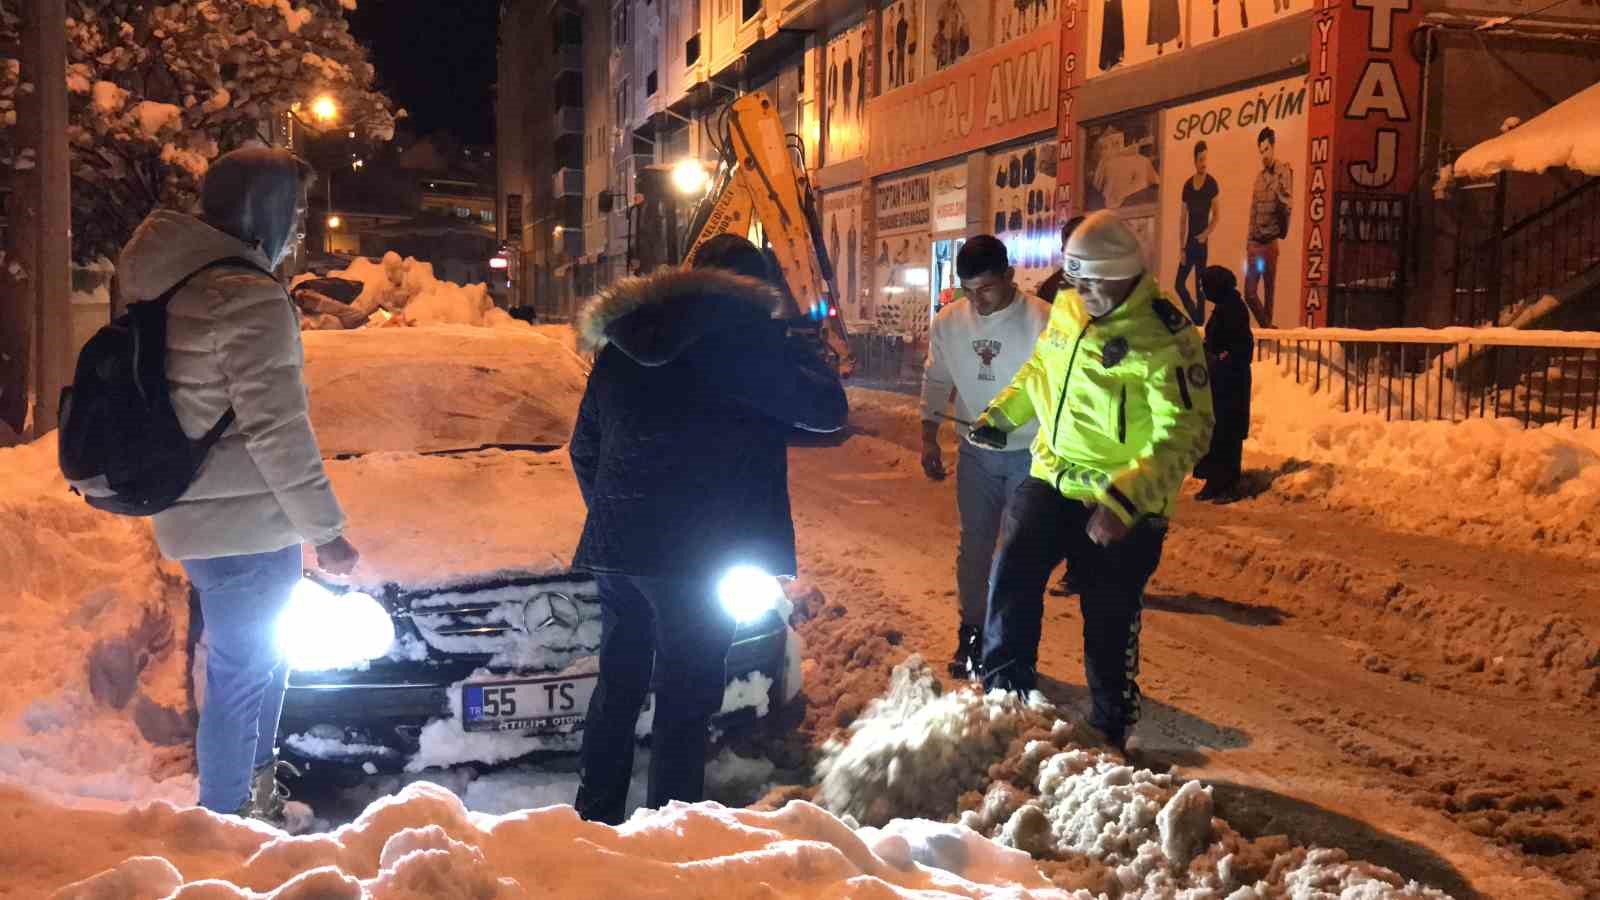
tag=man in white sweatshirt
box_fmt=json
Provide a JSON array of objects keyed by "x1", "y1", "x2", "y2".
[{"x1": 921, "y1": 235, "x2": 1051, "y2": 677}]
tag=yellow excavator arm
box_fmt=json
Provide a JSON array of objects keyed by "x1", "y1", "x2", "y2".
[{"x1": 640, "y1": 94, "x2": 854, "y2": 376}]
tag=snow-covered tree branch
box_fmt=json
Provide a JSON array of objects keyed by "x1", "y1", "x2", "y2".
[{"x1": 1, "y1": 0, "x2": 396, "y2": 262}]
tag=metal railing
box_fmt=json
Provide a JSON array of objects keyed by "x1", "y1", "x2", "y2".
[
  {"x1": 848, "y1": 333, "x2": 924, "y2": 394},
  {"x1": 1255, "y1": 328, "x2": 1600, "y2": 429},
  {"x1": 1452, "y1": 176, "x2": 1600, "y2": 326}
]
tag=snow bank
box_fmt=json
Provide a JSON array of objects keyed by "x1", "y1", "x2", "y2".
[
  {"x1": 820, "y1": 660, "x2": 1456, "y2": 899},
  {"x1": 26, "y1": 781, "x2": 1070, "y2": 899},
  {"x1": 302, "y1": 324, "x2": 587, "y2": 456},
  {"x1": 0, "y1": 435, "x2": 195, "y2": 810},
  {"x1": 310, "y1": 252, "x2": 520, "y2": 328},
  {"x1": 1453, "y1": 81, "x2": 1600, "y2": 178},
  {"x1": 1247, "y1": 357, "x2": 1600, "y2": 558}
]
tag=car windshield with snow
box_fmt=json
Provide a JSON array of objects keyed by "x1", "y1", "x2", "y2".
[{"x1": 271, "y1": 325, "x2": 801, "y2": 775}]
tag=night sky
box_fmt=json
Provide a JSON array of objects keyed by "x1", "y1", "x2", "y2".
[{"x1": 347, "y1": 0, "x2": 500, "y2": 146}]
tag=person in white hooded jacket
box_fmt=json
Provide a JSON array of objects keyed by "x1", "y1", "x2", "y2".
[{"x1": 116, "y1": 147, "x2": 358, "y2": 823}]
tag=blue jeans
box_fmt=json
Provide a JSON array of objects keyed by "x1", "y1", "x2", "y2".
[
  {"x1": 183, "y1": 544, "x2": 302, "y2": 813},
  {"x1": 956, "y1": 443, "x2": 1033, "y2": 627}
]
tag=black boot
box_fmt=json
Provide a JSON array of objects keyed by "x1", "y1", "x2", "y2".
[{"x1": 948, "y1": 625, "x2": 982, "y2": 679}]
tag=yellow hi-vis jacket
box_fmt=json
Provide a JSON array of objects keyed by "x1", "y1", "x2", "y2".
[{"x1": 981, "y1": 275, "x2": 1215, "y2": 526}]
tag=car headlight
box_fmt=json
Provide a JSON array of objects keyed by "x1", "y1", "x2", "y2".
[
  {"x1": 276, "y1": 578, "x2": 395, "y2": 671},
  {"x1": 717, "y1": 566, "x2": 784, "y2": 625}
]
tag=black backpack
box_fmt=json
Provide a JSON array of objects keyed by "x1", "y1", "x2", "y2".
[{"x1": 58, "y1": 256, "x2": 277, "y2": 516}]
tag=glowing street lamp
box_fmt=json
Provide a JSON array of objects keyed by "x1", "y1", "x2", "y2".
[
  {"x1": 326, "y1": 215, "x2": 342, "y2": 230},
  {"x1": 310, "y1": 94, "x2": 339, "y2": 124},
  {"x1": 671, "y1": 158, "x2": 710, "y2": 196}
]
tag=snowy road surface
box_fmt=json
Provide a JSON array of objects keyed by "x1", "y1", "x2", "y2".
[{"x1": 798, "y1": 390, "x2": 1599, "y2": 899}]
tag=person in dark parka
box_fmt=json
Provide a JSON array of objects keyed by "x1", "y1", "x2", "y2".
[
  {"x1": 1194, "y1": 265, "x2": 1254, "y2": 501},
  {"x1": 567, "y1": 234, "x2": 847, "y2": 824}
]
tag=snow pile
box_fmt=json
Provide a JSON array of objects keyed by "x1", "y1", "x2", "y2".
[
  {"x1": 821, "y1": 661, "x2": 1456, "y2": 898},
  {"x1": 1453, "y1": 81, "x2": 1600, "y2": 178},
  {"x1": 1247, "y1": 355, "x2": 1600, "y2": 558},
  {"x1": 0, "y1": 434, "x2": 195, "y2": 809},
  {"x1": 814, "y1": 655, "x2": 1057, "y2": 828},
  {"x1": 312, "y1": 252, "x2": 521, "y2": 328},
  {"x1": 30, "y1": 782, "x2": 1071, "y2": 899},
  {"x1": 302, "y1": 325, "x2": 588, "y2": 456}
]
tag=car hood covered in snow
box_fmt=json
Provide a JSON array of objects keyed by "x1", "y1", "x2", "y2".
[
  {"x1": 303, "y1": 325, "x2": 589, "y2": 457},
  {"x1": 325, "y1": 449, "x2": 588, "y2": 591}
]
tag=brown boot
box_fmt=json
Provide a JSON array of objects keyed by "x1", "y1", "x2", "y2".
[{"x1": 236, "y1": 755, "x2": 301, "y2": 829}]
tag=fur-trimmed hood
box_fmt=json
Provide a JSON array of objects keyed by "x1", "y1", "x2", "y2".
[{"x1": 575, "y1": 268, "x2": 782, "y2": 365}]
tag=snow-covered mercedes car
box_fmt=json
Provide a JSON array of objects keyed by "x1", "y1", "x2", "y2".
[{"x1": 272, "y1": 325, "x2": 802, "y2": 775}]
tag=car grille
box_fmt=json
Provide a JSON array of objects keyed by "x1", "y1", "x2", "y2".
[{"x1": 403, "y1": 575, "x2": 604, "y2": 672}]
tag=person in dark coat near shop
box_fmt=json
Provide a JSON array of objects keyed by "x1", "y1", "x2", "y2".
[
  {"x1": 567, "y1": 234, "x2": 848, "y2": 824},
  {"x1": 1194, "y1": 265, "x2": 1254, "y2": 501}
]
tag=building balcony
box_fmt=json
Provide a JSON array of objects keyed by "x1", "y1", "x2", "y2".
[
  {"x1": 553, "y1": 106, "x2": 582, "y2": 137},
  {"x1": 553, "y1": 167, "x2": 584, "y2": 198}
]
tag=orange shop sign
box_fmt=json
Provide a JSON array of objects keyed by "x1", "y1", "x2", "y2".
[{"x1": 866, "y1": 26, "x2": 1059, "y2": 178}]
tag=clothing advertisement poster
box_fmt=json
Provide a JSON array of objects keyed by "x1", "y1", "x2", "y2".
[
  {"x1": 874, "y1": 172, "x2": 934, "y2": 342},
  {"x1": 925, "y1": 0, "x2": 989, "y2": 72},
  {"x1": 876, "y1": 171, "x2": 934, "y2": 342},
  {"x1": 987, "y1": 138, "x2": 1060, "y2": 295},
  {"x1": 993, "y1": 0, "x2": 1059, "y2": 46},
  {"x1": 1083, "y1": 111, "x2": 1161, "y2": 213},
  {"x1": 881, "y1": 0, "x2": 923, "y2": 93},
  {"x1": 1158, "y1": 76, "x2": 1308, "y2": 329},
  {"x1": 822, "y1": 186, "x2": 867, "y2": 327},
  {"x1": 1088, "y1": 0, "x2": 1187, "y2": 75},
  {"x1": 1187, "y1": 0, "x2": 1303, "y2": 53},
  {"x1": 824, "y1": 22, "x2": 869, "y2": 164}
]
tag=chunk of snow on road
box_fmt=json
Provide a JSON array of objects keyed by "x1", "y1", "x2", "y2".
[
  {"x1": 1453, "y1": 81, "x2": 1600, "y2": 178},
  {"x1": 25, "y1": 782, "x2": 1072, "y2": 898},
  {"x1": 814, "y1": 655, "x2": 1054, "y2": 827},
  {"x1": 824, "y1": 659, "x2": 1457, "y2": 898}
]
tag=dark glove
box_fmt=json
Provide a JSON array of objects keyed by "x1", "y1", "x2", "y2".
[{"x1": 968, "y1": 423, "x2": 1008, "y2": 450}]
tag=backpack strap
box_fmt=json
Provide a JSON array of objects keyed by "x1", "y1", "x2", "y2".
[
  {"x1": 157, "y1": 256, "x2": 280, "y2": 446},
  {"x1": 154, "y1": 255, "x2": 278, "y2": 305}
]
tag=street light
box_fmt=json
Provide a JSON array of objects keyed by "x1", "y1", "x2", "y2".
[
  {"x1": 310, "y1": 94, "x2": 338, "y2": 124},
  {"x1": 671, "y1": 158, "x2": 710, "y2": 196},
  {"x1": 326, "y1": 215, "x2": 342, "y2": 230}
]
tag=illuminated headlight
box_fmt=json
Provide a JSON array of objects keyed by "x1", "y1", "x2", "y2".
[
  {"x1": 275, "y1": 578, "x2": 395, "y2": 671},
  {"x1": 717, "y1": 566, "x2": 783, "y2": 625}
]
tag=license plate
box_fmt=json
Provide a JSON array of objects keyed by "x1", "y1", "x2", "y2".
[{"x1": 461, "y1": 674, "x2": 598, "y2": 733}]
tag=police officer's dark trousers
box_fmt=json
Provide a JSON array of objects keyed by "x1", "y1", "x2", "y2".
[
  {"x1": 981, "y1": 477, "x2": 1166, "y2": 744},
  {"x1": 575, "y1": 572, "x2": 736, "y2": 825}
]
